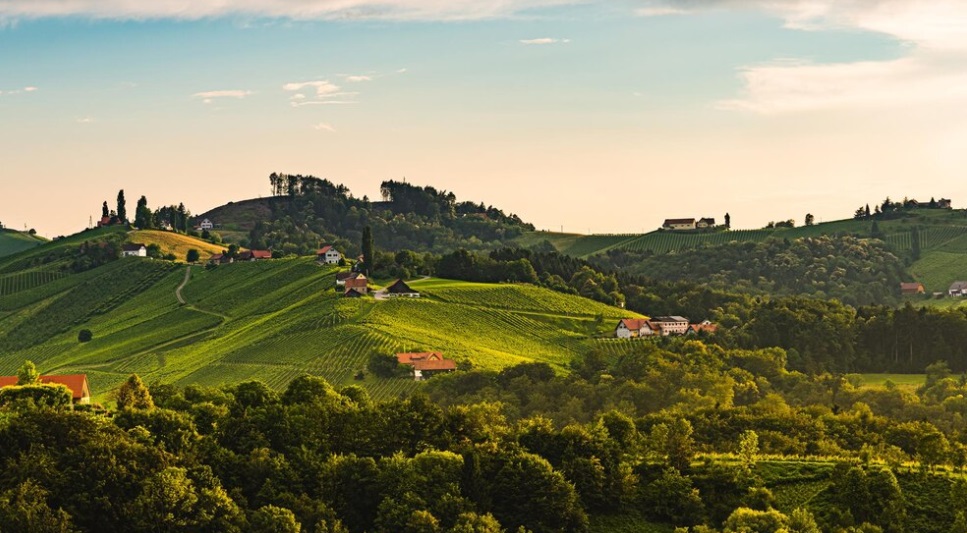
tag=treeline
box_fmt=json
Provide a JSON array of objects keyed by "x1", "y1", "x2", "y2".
[
  {"x1": 9, "y1": 340, "x2": 967, "y2": 531},
  {"x1": 245, "y1": 174, "x2": 533, "y2": 256},
  {"x1": 593, "y1": 235, "x2": 907, "y2": 307},
  {"x1": 97, "y1": 189, "x2": 194, "y2": 232}
]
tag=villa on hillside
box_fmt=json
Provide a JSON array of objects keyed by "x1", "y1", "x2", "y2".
[
  {"x1": 238, "y1": 250, "x2": 272, "y2": 261},
  {"x1": 122, "y1": 243, "x2": 147, "y2": 257},
  {"x1": 344, "y1": 275, "x2": 368, "y2": 295},
  {"x1": 615, "y1": 318, "x2": 652, "y2": 338},
  {"x1": 687, "y1": 320, "x2": 719, "y2": 335},
  {"x1": 900, "y1": 282, "x2": 925, "y2": 295},
  {"x1": 386, "y1": 279, "x2": 420, "y2": 298},
  {"x1": 662, "y1": 218, "x2": 696, "y2": 231},
  {"x1": 615, "y1": 315, "x2": 695, "y2": 338},
  {"x1": 195, "y1": 218, "x2": 215, "y2": 231},
  {"x1": 317, "y1": 245, "x2": 343, "y2": 265},
  {"x1": 336, "y1": 272, "x2": 365, "y2": 287},
  {"x1": 0, "y1": 374, "x2": 91, "y2": 404},
  {"x1": 950, "y1": 281, "x2": 967, "y2": 297},
  {"x1": 396, "y1": 352, "x2": 457, "y2": 381},
  {"x1": 696, "y1": 217, "x2": 716, "y2": 228}
]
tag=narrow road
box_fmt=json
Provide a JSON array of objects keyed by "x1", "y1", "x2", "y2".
[{"x1": 175, "y1": 266, "x2": 191, "y2": 304}]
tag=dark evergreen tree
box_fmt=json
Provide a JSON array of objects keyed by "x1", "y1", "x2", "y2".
[
  {"x1": 362, "y1": 225, "x2": 374, "y2": 276},
  {"x1": 102, "y1": 201, "x2": 110, "y2": 219},
  {"x1": 117, "y1": 190, "x2": 127, "y2": 223}
]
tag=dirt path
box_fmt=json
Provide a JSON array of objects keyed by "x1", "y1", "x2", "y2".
[{"x1": 175, "y1": 266, "x2": 191, "y2": 304}]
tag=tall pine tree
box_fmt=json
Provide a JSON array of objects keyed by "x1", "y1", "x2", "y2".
[
  {"x1": 116, "y1": 190, "x2": 127, "y2": 223},
  {"x1": 362, "y1": 225, "x2": 374, "y2": 276}
]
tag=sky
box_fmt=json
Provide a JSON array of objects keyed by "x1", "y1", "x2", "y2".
[{"x1": 2, "y1": 0, "x2": 967, "y2": 237}]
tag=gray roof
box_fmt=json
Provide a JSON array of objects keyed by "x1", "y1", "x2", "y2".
[
  {"x1": 950, "y1": 281, "x2": 967, "y2": 291},
  {"x1": 653, "y1": 316, "x2": 689, "y2": 323}
]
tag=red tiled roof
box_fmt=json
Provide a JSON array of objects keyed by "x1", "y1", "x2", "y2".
[
  {"x1": 689, "y1": 323, "x2": 718, "y2": 334},
  {"x1": 397, "y1": 352, "x2": 444, "y2": 365},
  {"x1": 900, "y1": 282, "x2": 924, "y2": 293},
  {"x1": 250, "y1": 250, "x2": 272, "y2": 259},
  {"x1": 413, "y1": 359, "x2": 457, "y2": 371},
  {"x1": 345, "y1": 277, "x2": 368, "y2": 290},
  {"x1": 0, "y1": 374, "x2": 90, "y2": 401},
  {"x1": 317, "y1": 245, "x2": 333, "y2": 255},
  {"x1": 618, "y1": 318, "x2": 650, "y2": 331}
]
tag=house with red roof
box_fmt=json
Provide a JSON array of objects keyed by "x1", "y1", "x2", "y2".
[
  {"x1": 687, "y1": 320, "x2": 719, "y2": 335},
  {"x1": 344, "y1": 275, "x2": 368, "y2": 294},
  {"x1": 615, "y1": 318, "x2": 653, "y2": 338},
  {"x1": 238, "y1": 250, "x2": 272, "y2": 261},
  {"x1": 0, "y1": 374, "x2": 92, "y2": 404},
  {"x1": 900, "y1": 282, "x2": 925, "y2": 295},
  {"x1": 317, "y1": 245, "x2": 343, "y2": 265},
  {"x1": 396, "y1": 352, "x2": 456, "y2": 381}
]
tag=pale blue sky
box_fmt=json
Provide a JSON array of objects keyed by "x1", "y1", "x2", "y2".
[{"x1": 2, "y1": 1, "x2": 964, "y2": 237}]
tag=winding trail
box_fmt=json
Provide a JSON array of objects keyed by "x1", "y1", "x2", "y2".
[{"x1": 175, "y1": 266, "x2": 191, "y2": 305}]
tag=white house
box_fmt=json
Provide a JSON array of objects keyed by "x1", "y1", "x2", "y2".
[
  {"x1": 317, "y1": 245, "x2": 342, "y2": 265},
  {"x1": 197, "y1": 219, "x2": 214, "y2": 231},
  {"x1": 615, "y1": 318, "x2": 651, "y2": 338},
  {"x1": 662, "y1": 218, "x2": 696, "y2": 231},
  {"x1": 122, "y1": 243, "x2": 147, "y2": 257},
  {"x1": 650, "y1": 316, "x2": 690, "y2": 336},
  {"x1": 950, "y1": 281, "x2": 967, "y2": 297},
  {"x1": 696, "y1": 217, "x2": 716, "y2": 229}
]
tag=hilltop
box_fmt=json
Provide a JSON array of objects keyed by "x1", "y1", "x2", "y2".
[
  {"x1": 0, "y1": 228, "x2": 46, "y2": 258},
  {"x1": 0, "y1": 249, "x2": 635, "y2": 400}
]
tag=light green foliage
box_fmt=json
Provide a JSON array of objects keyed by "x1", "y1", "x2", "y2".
[
  {"x1": 739, "y1": 431, "x2": 759, "y2": 472},
  {"x1": 722, "y1": 507, "x2": 789, "y2": 533},
  {"x1": 0, "y1": 383, "x2": 73, "y2": 410},
  {"x1": 250, "y1": 505, "x2": 301, "y2": 533},
  {"x1": 17, "y1": 360, "x2": 39, "y2": 385},
  {"x1": 787, "y1": 508, "x2": 820, "y2": 533},
  {"x1": 117, "y1": 374, "x2": 155, "y2": 410}
]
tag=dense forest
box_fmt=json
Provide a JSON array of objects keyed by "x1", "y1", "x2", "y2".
[
  {"x1": 245, "y1": 174, "x2": 533, "y2": 256},
  {"x1": 5, "y1": 341, "x2": 967, "y2": 532},
  {"x1": 593, "y1": 235, "x2": 907, "y2": 307}
]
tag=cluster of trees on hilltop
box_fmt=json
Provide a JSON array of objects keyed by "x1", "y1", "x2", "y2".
[
  {"x1": 9, "y1": 338, "x2": 967, "y2": 532},
  {"x1": 243, "y1": 174, "x2": 533, "y2": 256},
  {"x1": 593, "y1": 235, "x2": 907, "y2": 307},
  {"x1": 96, "y1": 189, "x2": 194, "y2": 232}
]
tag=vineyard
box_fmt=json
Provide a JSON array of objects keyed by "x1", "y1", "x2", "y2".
[
  {"x1": 129, "y1": 230, "x2": 227, "y2": 262},
  {"x1": 0, "y1": 229, "x2": 45, "y2": 258},
  {"x1": 0, "y1": 251, "x2": 631, "y2": 402},
  {"x1": 614, "y1": 229, "x2": 775, "y2": 254}
]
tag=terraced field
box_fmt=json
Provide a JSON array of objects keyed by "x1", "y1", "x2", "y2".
[{"x1": 0, "y1": 241, "x2": 634, "y2": 401}]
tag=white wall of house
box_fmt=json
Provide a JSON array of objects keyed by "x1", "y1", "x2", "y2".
[
  {"x1": 324, "y1": 250, "x2": 342, "y2": 264},
  {"x1": 616, "y1": 326, "x2": 632, "y2": 339},
  {"x1": 123, "y1": 247, "x2": 147, "y2": 258}
]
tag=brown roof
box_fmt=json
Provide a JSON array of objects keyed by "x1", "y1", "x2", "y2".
[
  {"x1": 412, "y1": 359, "x2": 457, "y2": 371},
  {"x1": 344, "y1": 288, "x2": 365, "y2": 297},
  {"x1": 345, "y1": 277, "x2": 368, "y2": 290},
  {"x1": 336, "y1": 271, "x2": 362, "y2": 281},
  {"x1": 387, "y1": 279, "x2": 418, "y2": 294},
  {"x1": 663, "y1": 218, "x2": 695, "y2": 225},
  {"x1": 251, "y1": 250, "x2": 272, "y2": 259},
  {"x1": 688, "y1": 323, "x2": 718, "y2": 334},
  {"x1": 0, "y1": 374, "x2": 90, "y2": 401},
  {"x1": 618, "y1": 318, "x2": 650, "y2": 331},
  {"x1": 397, "y1": 352, "x2": 444, "y2": 365}
]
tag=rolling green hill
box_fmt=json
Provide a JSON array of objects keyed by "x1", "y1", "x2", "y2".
[
  {"x1": 520, "y1": 208, "x2": 967, "y2": 295},
  {"x1": 0, "y1": 250, "x2": 637, "y2": 401},
  {"x1": 0, "y1": 228, "x2": 46, "y2": 258}
]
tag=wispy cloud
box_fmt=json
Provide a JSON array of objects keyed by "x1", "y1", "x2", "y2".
[
  {"x1": 313, "y1": 122, "x2": 336, "y2": 132},
  {"x1": 75, "y1": 116, "x2": 95, "y2": 124},
  {"x1": 344, "y1": 75, "x2": 372, "y2": 82},
  {"x1": 519, "y1": 37, "x2": 570, "y2": 45},
  {"x1": 284, "y1": 79, "x2": 359, "y2": 106},
  {"x1": 0, "y1": 86, "x2": 38, "y2": 96},
  {"x1": 192, "y1": 89, "x2": 252, "y2": 104},
  {"x1": 0, "y1": 0, "x2": 577, "y2": 22},
  {"x1": 635, "y1": 6, "x2": 688, "y2": 17}
]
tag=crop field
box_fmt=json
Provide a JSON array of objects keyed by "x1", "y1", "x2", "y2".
[
  {"x1": 129, "y1": 230, "x2": 227, "y2": 262},
  {"x1": 0, "y1": 256, "x2": 626, "y2": 401},
  {"x1": 614, "y1": 229, "x2": 775, "y2": 254},
  {"x1": 0, "y1": 268, "x2": 68, "y2": 297},
  {"x1": 857, "y1": 373, "x2": 925, "y2": 390}
]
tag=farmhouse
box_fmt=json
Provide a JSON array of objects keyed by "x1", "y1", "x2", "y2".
[
  {"x1": 615, "y1": 318, "x2": 652, "y2": 338},
  {"x1": 238, "y1": 250, "x2": 272, "y2": 261},
  {"x1": 650, "y1": 316, "x2": 691, "y2": 336},
  {"x1": 208, "y1": 253, "x2": 233, "y2": 265},
  {"x1": 336, "y1": 271, "x2": 365, "y2": 287},
  {"x1": 122, "y1": 243, "x2": 147, "y2": 257},
  {"x1": 687, "y1": 320, "x2": 719, "y2": 335},
  {"x1": 950, "y1": 281, "x2": 967, "y2": 297},
  {"x1": 696, "y1": 217, "x2": 716, "y2": 229},
  {"x1": 196, "y1": 218, "x2": 214, "y2": 231},
  {"x1": 344, "y1": 275, "x2": 368, "y2": 294},
  {"x1": 0, "y1": 374, "x2": 91, "y2": 404},
  {"x1": 939, "y1": 198, "x2": 953, "y2": 209},
  {"x1": 317, "y1": 245, "x2": 343, "y2": 265},
  {"x1": 900, "y1": 282, "x2": 925, "y2": 295},
  {"x1": 396, "y1": 352, "x2": 457, "y2": 381},
  {"x1": 662, "y1": 218, "x2": 696, "y2": 231},
  {"x1": 386, "y1": 279, "x2": 420, "y2": 298}
]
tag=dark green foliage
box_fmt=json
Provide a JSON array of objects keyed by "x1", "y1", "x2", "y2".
[
  {"x1": 368, "y1": 353, "x2": 406, "y2": 378},
  {"x1": 117, "y1": 189, "x2": 127, "y2": 223},
  {"x1": 362, "y1": 226, "x2": 374, "y2": 276},
  {"x1": 77, "y1": 329, "x2": 93, "y2": 342},
  {"x1": 116, "y1": 374, "x2": 155, "y2": 410},
  {"x1": 187, "y1": 249, "x2": 201, "y2": 263},
  {"x1": 0, "y1": 383, "x2": 73, "y2": 410}
]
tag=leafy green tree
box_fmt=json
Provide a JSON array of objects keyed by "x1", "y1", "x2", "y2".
[
  {"x1": 723, "y1": 507, "x2": 788, "y2": 533},
  {"x1": 78, "y1": 329, "x2": 93, "y2": 343},
  {"x1": 131, "y1": 467, "x2": 199, "y2": 531},
  {"x1": 186, "y1": 249, "x2": 200, "y2": 263},
  {"x1": 17, "y1": 359, "x2": 39, "y2": 385},
  {"x1": 666, "y1": 418, "x2": 695, "y2": 472},
  {"x1": 738, "y1": 430, "x2": 759, "y2": 472},
  {"x1": 117, "y1": 373, "x2": 155, "y2": 410},
  {"x1": 135, "y1": 195, "x2": 152, "y2": 228},
  {"x1": 642, "y1": 467, "x2": 705, "y2": 525},
  {"x1": 805, "y1": 213, "x2": 814, "y2": 226},
  {"x1": 250, "y1": 505, "x2": 301, "y2": 533},
  {"x1": 0, "y1": 383, "x2": 72, "y2": 410},
  {"x1": 102, "y1": 201, "x2": 110, "y2": 219},
  {"x1": 0, "y1": 480, "x2": 77, "y2": 533},
  {"x1": 787, "y1": 507, "x2": 820, "y2": 533}
]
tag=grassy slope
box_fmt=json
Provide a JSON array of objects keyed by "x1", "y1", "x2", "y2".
[
  {"x1": 195, "y1": 197, "x2": 279, "y2": 243},
  {"x1": 0, "y1": 254, "x2": 636, "y2": 401},
  {"x1": 517, "y1": 208, "x2": 967, "y2": 295},
  {"x1": 0, "y1": 229, "x2": 46, "y2": 258},
  {"x1": 129, "y1": 230, "x2": 227, "y2": 262}
]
